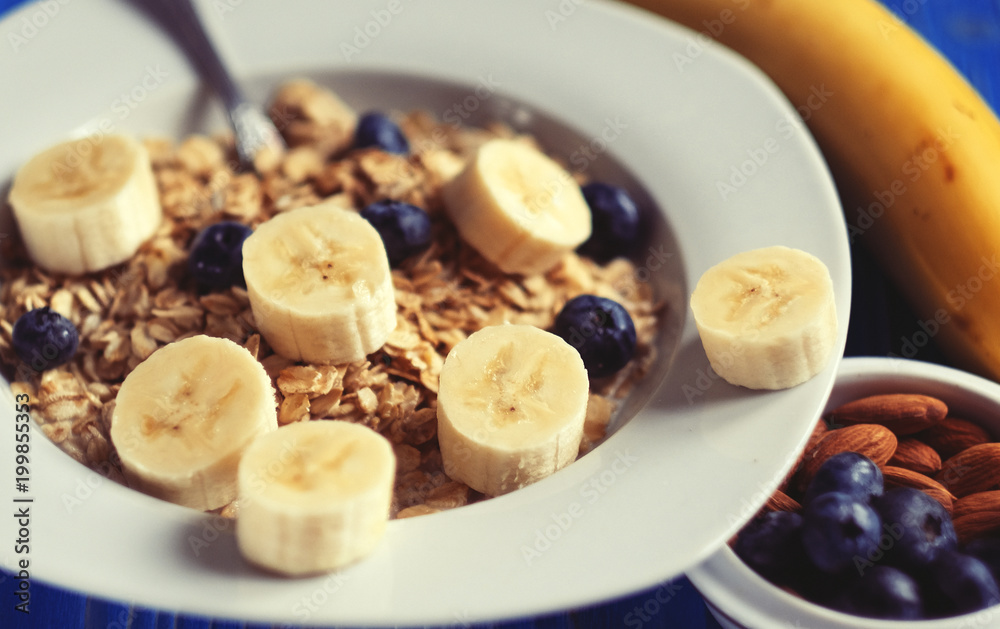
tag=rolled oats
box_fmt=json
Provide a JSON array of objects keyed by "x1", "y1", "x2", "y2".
[{"x1": 0, "y1": 78, "x2": 664, "y2": 519}]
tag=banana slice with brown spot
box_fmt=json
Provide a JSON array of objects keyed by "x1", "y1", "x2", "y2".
[{"x1": 241, "y1": 200, "x2": 397, "y2": 365}]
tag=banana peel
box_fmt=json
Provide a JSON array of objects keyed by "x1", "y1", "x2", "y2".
[{"x1": 624, "y1": 0, "x2": 1000, "y2": 381}]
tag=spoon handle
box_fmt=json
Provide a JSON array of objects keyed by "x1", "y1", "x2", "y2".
[{"x1": 144, "y1": 0, "x2": 285, "y2": 169}]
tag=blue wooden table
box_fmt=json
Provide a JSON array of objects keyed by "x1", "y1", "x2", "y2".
[{"x1": 1, "y1": 1, "x2": 998, "y2": 627}]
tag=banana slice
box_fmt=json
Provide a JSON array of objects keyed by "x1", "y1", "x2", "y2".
[
  {"x1": 110, "y1": 335, "x2": 278, "y2": 511},
  {"x1": 236, "y1": 419, "x2": 396, "y2": 576},
  {"x1": 8, "y1": 134, "x2": 163, "y2": 275},
  {"x1": 242, "y1": 200, "x2": 397, "y2": 364},
  {"x1": 437, "y1": 323, "x2": 590, "y2": 496},
  {"x1": 689, "y1": 245, "x2": 838, "y2": 390},
  {"x1": 441, "y1": 138, "x2": 591, "y2": 276}
]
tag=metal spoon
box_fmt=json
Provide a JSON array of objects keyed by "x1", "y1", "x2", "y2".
[{"x1": 130, "y1": 0, "x2": 285, "y2": 170}]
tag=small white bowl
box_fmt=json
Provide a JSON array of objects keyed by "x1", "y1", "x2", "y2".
[{"x1": 689, "y1": 356, "x2": 1000, "y2": 629}]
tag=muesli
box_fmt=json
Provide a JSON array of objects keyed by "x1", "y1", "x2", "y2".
[{"x1": 0, "y1": 78, "x2": 663, "y2": 519}]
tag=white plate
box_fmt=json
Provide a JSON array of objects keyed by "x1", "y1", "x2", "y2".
[{"x1": 0, "y1": 0, "x2": 850, "y2": 625}]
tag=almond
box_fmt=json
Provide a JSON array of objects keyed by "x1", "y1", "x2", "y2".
[
  {"x1": 953, "y1": 512, "x2": 1000, "y2": 545},
  {"x1": 888, "y1": 438, "x2": 942, "y2": 475},
  {"x1": 805, "y1": 418, "x2": 829, "y2": 451},
  {"x1": 764, "y1": 490, "x2": 801, "y2": 514},
  {"x1": 917, "y1": 417, "x2": 992, "y2": 459},
  {"x1": 936, "y1": 443, "x2": 1000, "y2": 497},
  {"x1": 780, "y1": 419, "x2": 829, "y2": 494},
  {"x1": 794, "y1": 424, "x2": 897, "y2": 493},
  {"x1": 954, "y1": 491, "x2": 1000, "y2": 520},
  {"x1": 881, "y1": 465, "x2": 954, "y2": 513},
  {"x1": 826, "y1": 393, "x2": 947, "y2": 435}
]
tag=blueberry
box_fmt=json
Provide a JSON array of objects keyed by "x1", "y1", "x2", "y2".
[
  {"x1": 12, "y1": 307, "x2": 79, "y2": 370},
  {"x1": 873, "y1": 487, "x2": 957, "y2": 573},
  {"x1": 733, "y1": 511, "x2": 810, "y2": 586},
  {"x1": 803, "y1": 451, "x2": 884, "y2": 506},
  {"x1": 576, "y1": 182, "x2": 641, "y2": 263},
  {"x1": 188, "y1": 221, "x2": 253, "y2": 291},
  {"x1": 802, "y1": 492, "x2": 883, "y2": 574},
  {"x1": 829, "y1": 565, "x2": 924, "y2": 620},
  {"x1": 360, "y1": 200, "x2": 432, "y2": 266},
  {"x1": 552, "y1": 295, "x2": 636, "y2": 379},
  {"x1": 354, "y1": 111, "x2": 409, "y2": 154},
  {"x1": 923, "y1": 550, "x2": 1000, "y2": 616},
  {"x1": 964, "y1": 538, "x2": 1000, "y2": 583}
]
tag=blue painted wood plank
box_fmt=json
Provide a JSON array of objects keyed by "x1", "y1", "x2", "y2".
[{"x1": 83, "y1": 598, "x2": 133, "y2": 629}]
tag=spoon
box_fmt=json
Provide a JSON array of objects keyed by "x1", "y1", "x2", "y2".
[{"x1": 129, "y1": 0, "x2": 285, "y2": 171}]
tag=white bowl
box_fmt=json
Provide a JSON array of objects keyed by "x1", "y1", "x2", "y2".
[
  {"x1": 689, "y1": 356, "x2": 1000, "y2": 629},
  {"x1": 0, "y1": 0, "x2": 851, "y2": 625}
]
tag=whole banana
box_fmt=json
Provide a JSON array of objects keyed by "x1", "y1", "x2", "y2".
[{"x1": 626, "y1": 0, "x2": 1000, "y2": 381}]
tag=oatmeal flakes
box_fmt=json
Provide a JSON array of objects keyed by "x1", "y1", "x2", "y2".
[
  {"x1": 392, "y1": 407, "x2": 436, "y2": 446},
  {"x1": 357, "y1": 387, "x2": 379, "y2": 415},
  {"x1": 48, "y1": 288, "x2": 75, "y2": 319},
  {"x1": 497, "y1": 281, "x2": 529, "y2": 309},
  {"x1": 40, "y1": 421, "x2": 71, "y2": 444},
  {"x1": 72, "y1": 285, "x2": 103, "y2": 314},
  {"x1": 204, "y1": 312, "x2": 246, "y2": 343},
  {"x1": 425, "y1": 481, "x2": 470, "y2": 510},
  {"x1": 309, "y1": 387, "x2": 345, "y2": 418},
  {"x1": 84, "y1": 427, "x2": 111, "y2": 463},
  {"x1": 199, "y1": 293, "x2": 242, "y2": 316},
  {"x1": 357, "y1": 151, "x2": 423, "y2": 201},
  {"x1": 251, "y1": 145, "x2": 282, "y2": 176},
  {"x1": 222, "y1": 173, "x2": 263, "y2": 220},
  {"x1": 150, "y1": 305, "x2": 204, "y2": 329},
  {"x1": 277, "y1": 365, "x2": 340, "y2": 398},
  {"x1": 176, "y1": 135, "x2": 226, "y2": 178},
  {"x1": 269, "y1": 78, "x2": 357, "y2": 157},
  {"x1": 281, "y1": 146, "x2": 324, "y2": 183},
  {"x1": 393, "y1": 444, "x2": 421, "y2": 474},
  {"x1": 101, "y1": 332, "x2": 131, "y2": 364},
  {"x1": 417, "y1": 148, "x2": 465, "y2": 184},
  {"x1": 94, "y1": 356, "x2": 126, "y2": 381},
  {"x1": 90, "y1": 278, "x2": 115, "y2": 308},
  {"x1": 327, "y1": 402, "x2": 357, "y2": 419},
  {"x1": 396, "y1": 504, "x2": 440, "y2": 519},
  {"x1": 85, "y1": 381, "x2": 115, "y2": 404},
  {"x1": 278, "y1": 393, "x2": 310, "y2": 425},
  {"x1": 394, "y1": 470, "x2": 432, "y2": 507},
  {"x1": 242, "y1": 334, "x2": 261, "y2": 360},
  {"x1": 142, "y1": 136, "x2": 176, "y2": 167},
  {"x1": 581, "y1": 394, "x2": 616, "y2": 454},
  {"x1": 260, "y1": 354, "x2": 296, "y2": 379},
  {"x1": 0, "y1": 78, "x2": 663, "y2": 522},
  {"x1": 146, "y1": 319, "x2": 180, "y2": 344},
  {"x1": 40, "y1": 390, "x2": 93, "y2": 424},
  {"x1": 130, "y1": 324, "x2": 159, "y2": 361}
]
